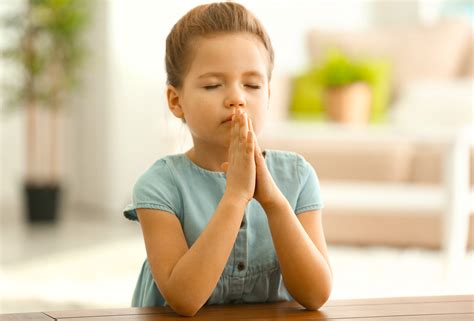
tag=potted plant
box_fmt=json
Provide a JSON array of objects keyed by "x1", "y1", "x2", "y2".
[
  {"x1": 290, "y1": 50, "x2": 390, "y2": 123},
  {"x1": 1, "y1": 0, "x2": 90, "y2": 222},
  {"x1": 319, "y1": 49, "x2": 373, "y2": 124}
]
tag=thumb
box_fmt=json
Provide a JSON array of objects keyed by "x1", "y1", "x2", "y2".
[
  {"x1": 254, "y1": 144, "x2": 265, "y2": 166},
  {"x1": 221, "y1": 162, "x2": 229, "y2": 173},
  {"x1": 249, "y1": 119, "x2": 265, "y2": 165}
]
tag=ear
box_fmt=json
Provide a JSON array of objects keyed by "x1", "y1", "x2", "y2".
[{"x1": 166, "y1": 85, "x2": 185, "y2": 120}]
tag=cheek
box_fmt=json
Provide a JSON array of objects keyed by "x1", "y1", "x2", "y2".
[
  {"x1": 181, "y1": 96, "x2": 219, "y2": 135},
  {"x1": 182, "y1": 94, "x2": 213, "y2": 119}
]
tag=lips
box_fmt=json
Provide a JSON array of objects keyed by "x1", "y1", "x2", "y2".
[{"x1": 222, "y1": 115, "x2": 234, "y2": 123}]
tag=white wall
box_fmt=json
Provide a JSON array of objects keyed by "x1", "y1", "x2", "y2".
[
  {"x1": 0, "y1": 0, "x2": 387, "y2": 216},
  {"x1": 100, "y1": 0, "x2": 371, "y2": 215},
  {"x1": 0, "y1": 1, "x2": 26, "y2": 212},
  {"x1": 102, "y1": 0, "x2": 204, "y2": 214},
  {"x1": 241, "y1": 0, "x2": 370, "y2": 73},
  {"x1": 66, "y1": 0, "x2": 110, "y2": 212}
]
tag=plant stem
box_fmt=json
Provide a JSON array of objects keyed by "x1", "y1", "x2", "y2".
[
  {"x1": 50, "y1": 107, "x2": 58, "y2": 184},
  {"x1": 49, "y1": 59, "x2": 62, "y2": 184},
  {"x1": 26, "y1": 102, "x2": 36, "y2": 183}
]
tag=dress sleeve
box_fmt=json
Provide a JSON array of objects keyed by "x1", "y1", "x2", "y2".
[
  {"x1": 123, "y1": 159, "x2": 182, "y2": 221},
  {"x1": 295, "y1": 155, "x2": 324, "y2": 214}
]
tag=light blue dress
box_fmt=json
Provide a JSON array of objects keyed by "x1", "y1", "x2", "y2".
[{"x1": 123, "y1": 149, "x2": 324, "y2": 307}]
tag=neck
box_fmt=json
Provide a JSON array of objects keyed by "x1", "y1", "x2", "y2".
[{"x1": 185, "y1": 138, "x2": 229, "y2": 172}]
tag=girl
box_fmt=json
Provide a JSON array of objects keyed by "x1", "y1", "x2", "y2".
[{"x1": 124, "y1": 2, "x2": 332, "y2": 317}]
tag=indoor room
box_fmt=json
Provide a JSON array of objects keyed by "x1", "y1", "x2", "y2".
[{"x1": 1, "y1": 0, "x2": 473, "y2": 318}]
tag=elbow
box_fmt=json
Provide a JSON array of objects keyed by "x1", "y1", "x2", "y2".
[
  {"x1": 304, "y1": 293, "x2": 330, "y2": 311},
  {"x1": 164, "y1": 290, "x2": 204, "y2": 317},
  {"x1": 302, "y1": 282, "x2": 332, "y2": 311},
  {"x1": 160, "y1": 281, "x2": 203, "y2": 316},
  {"x1": 168, "y1": 299, "x2": 202, "y2": 317},
  {"x1": 173, "y1": 306, "x2": 200, "y2": 317}
]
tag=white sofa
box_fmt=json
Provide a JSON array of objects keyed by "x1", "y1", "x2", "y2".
[{"x1": 259, "y1": 18, "x2": 474, "y2": 249}]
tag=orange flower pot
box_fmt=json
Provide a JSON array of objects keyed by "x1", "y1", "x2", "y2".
[{"x1": 324, "y1": 82, "x2": 372, "y2": 124}]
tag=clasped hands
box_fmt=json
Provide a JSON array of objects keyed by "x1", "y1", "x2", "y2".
[{"x1": 220, "y1": 109, "x2": 282, "y2": 210}]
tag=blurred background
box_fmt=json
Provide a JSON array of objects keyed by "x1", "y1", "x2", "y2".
[{"x1": 1, "y1": 0, "x2": 473, "y2": 314}]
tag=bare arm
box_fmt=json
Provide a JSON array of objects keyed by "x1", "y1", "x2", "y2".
[
  {"x1": 138, "y1": 109, "x2": 256, "y2": 316},
  {"x1": 246, "y1": 114, "x2": 332, "y2": 309},
  {"x1": 263, "y1": 195, "x2": 333, "y2": 310},
  {"x1": 137, "y1": 193, "x2": 247, "y2": 316}
]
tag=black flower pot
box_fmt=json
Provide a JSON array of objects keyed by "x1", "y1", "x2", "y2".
[{"x1": 24, "y1": 183, "x2": 61, "y2": 223}]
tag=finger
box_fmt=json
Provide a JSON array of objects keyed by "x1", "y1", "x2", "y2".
[
  {"x1": 246, "y1": 129, "x2": 254, "y2": 155},
  {"x1": 232, "y1": 112, "x2": 239, "y2": 146},
  {"x1": 253, "y1": 138, "x2": 262, "y2": 163},
  {"x1": 254, "y1": 139, "x2": 265, "y2": 163},
  {"x1": 240, "y1": 111, "x2": 248, "y2": 143},
  {"x1": 248, "y1": 117, "x2": 257, "y2": 145},
  {"x1": 229, "y1": 113, "x2": 239, "y2": 161},
  {"x1": 238, "y1": 110, "x2": 244, "y2": 142},
  {"x1": 243, "y1": 111, "x2": 249, "y2": 133},
  {"x1": 233, "y1": 110, "x2": 241, "y2": 138},
  {"x1": 248, "y1": 118, "x2": 262, "y2": 159}
]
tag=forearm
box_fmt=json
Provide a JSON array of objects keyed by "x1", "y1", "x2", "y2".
[
  {"x1": 165, "y1": 192, "x2": 246, "y2": 315},
  {"x1": 264, "y1": 195, "x2": 332, "y2": 310}
]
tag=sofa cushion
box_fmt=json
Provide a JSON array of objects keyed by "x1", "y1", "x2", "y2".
[
  {"x1": 259, "y1": 137, "x2": 414, "y2": 182},
  {"x1": 389, "y1": 78, "x2": 474, "y2": 128},
  {"x1": 410, "y1": 144, "x2": 474, "y2": 186},
  {"x1": 260, "y1": 135, "x2": 474, "y2": 185}
]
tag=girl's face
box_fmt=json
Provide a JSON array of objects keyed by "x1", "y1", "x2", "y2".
[{"x1": 168, "y1": 32, "x2": 270, "y2": 148}]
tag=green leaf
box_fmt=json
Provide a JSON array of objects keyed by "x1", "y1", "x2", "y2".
[{"x1": 2, "y1": 0, "x2": 91, "y2": 113}]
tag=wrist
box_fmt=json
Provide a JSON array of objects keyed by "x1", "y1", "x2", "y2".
[
  {"x1": 260, "y1": 191, "x2": 288, "y2": 212},
  {"x1": 223, "y1": 190, "x2": 250, "y2": 208}
]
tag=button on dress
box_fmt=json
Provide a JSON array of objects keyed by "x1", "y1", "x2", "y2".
[{"x1": 123, "y1": 150, "x2": 324, "y2": 307}]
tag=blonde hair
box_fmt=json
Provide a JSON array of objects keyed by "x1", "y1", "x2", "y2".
[{"x1": 165, "y1": 2, "x2": 274, "y2": 88}]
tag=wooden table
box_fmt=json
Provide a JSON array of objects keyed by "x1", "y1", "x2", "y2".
[{"x1": 1, "y1": 295, "x2": 472, "y2": 320}]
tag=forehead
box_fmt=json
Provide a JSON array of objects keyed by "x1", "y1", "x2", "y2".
[{"x1": 186, "y1": 33, "x2": 269, "y2": 79}]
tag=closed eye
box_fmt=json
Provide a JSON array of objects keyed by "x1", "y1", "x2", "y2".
[
  {"x1": 203, "y1": 84, "x2": 221, "y2": 90},
  {"x1": 245, "y1": 84, "x2": 261, "y2": 89}
]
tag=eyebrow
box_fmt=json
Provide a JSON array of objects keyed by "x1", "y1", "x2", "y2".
[{"x1": 197, "y1": 71, "x2": 265, "y2": 79}]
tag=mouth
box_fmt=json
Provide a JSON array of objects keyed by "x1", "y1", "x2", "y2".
[{"x1": 222, "y1": 115, "x2": 234, "y2": 124}]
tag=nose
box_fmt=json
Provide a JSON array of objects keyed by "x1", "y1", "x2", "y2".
[{"x1": 224, "y1": 88, "x2": 246, "y2": 109}]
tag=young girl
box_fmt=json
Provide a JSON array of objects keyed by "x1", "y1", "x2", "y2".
[{"x1": 123, "y1": 2, "x2": 332, "y2": 317}]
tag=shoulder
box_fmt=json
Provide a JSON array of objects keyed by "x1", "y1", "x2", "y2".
[
  {"x1": 135, "y1": 157, "x2": 173, "y2": 189},
  {"x1": 134, "y1": 154, "x2": 185, "y2": 188},
  {"x1": 264, "y1": 149, "x2": 301, "y2": 166},
  {"x1": 132, "y1": 155, "x2": 185, "y2": 210},
  {"x1": 264, "y1": 149, "x2": 313, "y2": 181},
  {"x1": 124, "y1": 155, "x2": 186, "y2": 221}
]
